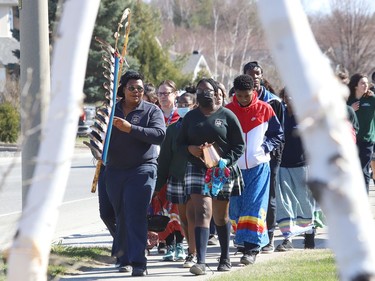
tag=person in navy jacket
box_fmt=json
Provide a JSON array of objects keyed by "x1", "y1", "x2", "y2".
[{"x1": 105, "y1": 70, "x2": 166, "y2": 276}]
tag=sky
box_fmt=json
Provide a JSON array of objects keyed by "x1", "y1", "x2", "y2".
[
  {"x1": 301, "y1": 0, "x2": 375, "y2": 14},
  {"x1": 302, "y1": 0, "x2": 330, "y2": 13}
]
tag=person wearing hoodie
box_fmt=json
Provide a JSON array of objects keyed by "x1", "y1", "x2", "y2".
[
  {"x1": 226, "y1": 74, "x2": 283, "y2": 265},
  {"x1": 243, "y1": 61, "x2": 285, "y2": 253}
]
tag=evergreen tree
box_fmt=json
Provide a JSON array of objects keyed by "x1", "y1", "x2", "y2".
[
  {"x1": 84, "y1": 1, "x2": 191, "y2": 102},
  {"x1": 84, "y1": 0, "x2": 131, "y2": 103},
  {"x1": 130, "y1": 2, "x2": 191, "y2": 89}
]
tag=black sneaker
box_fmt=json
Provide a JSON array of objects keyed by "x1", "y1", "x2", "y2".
[
  {"x1": 235, "y1": 245, "x2": 245, "y2": 255},
  {"x1": 240, "y1": 251, "x2": 258, "y2": 265},
  {"x1": 261, "y1": 232, "x2": 274, "y2": 253},
  {"x1": 217, "y1": 258, "x2": 232, "y2": 271},
  {"x1": 261, "y1": 242, "x2": 274, "y2": 253},
  {"x1": 131, "y1": 267, "x2": 147, "y2": 276},
  {"x1": 158, "y1": 242, "x2": 167, "y2": 254},
  {"x1": 275, "y1": 239, "x2": 294, "y2": 252},
  {"x1": 304, "y1": 233, "x2": 315, "y2": 249},
  {"x1": 190, "y1": 263, "x2": 206, "y2": 275}
]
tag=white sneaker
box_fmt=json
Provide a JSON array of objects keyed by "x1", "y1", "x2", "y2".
[{"x1": 183, "y1": 253, "x2": 197, "y2": 268}]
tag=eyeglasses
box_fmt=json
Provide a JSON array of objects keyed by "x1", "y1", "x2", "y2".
[
  {"x1": 157, "y1": 92, "x2": 173, "y2": 97},
  {"x1": 127, "y1": 85, "x2": 144, "y2": 92},
  {"x1": 196, "y1": 88, "x2": 214, "y2": 95}
]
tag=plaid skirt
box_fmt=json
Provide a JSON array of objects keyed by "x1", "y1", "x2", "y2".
[
  {"x1": 166, "y1": 176, "x2": 190, "y2": 204},
  {"x1": 184, "y1": 162, "x2": 244, "y2": 201}
]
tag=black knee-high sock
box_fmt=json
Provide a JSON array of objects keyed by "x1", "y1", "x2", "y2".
[
  {"x1": 216, "y1": 222, "x2": 231, "y2": 260},
  {"x1": 165, "y1": 232, "x2": 175, "y2": 246},
  {"x1": 195, "y1": 227, "x2": 209, "y2": 264},
  {"x1": 175, "y1": 230, "x2": 184, "y2": 244}
]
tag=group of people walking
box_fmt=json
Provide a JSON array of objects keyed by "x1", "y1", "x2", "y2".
[{"x1": 93, "y1": 61, "x2": 374, "y2": 277}]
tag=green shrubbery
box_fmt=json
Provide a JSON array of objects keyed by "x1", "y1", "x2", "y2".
[{"x1": 0, "y1": 102, "x2": 20, "y2": 143}]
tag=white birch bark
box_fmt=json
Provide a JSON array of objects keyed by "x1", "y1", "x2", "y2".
[
  {"x1": 7, "y1": 0, "x2": 100, "y2": 280},
  {"x1": 257, "y1": 1, "x2": 375, "y2": 280}
]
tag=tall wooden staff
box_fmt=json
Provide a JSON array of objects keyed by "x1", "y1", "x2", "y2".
[{"x1": 84, "y1": 9, "x2": 131, "y2": 193}]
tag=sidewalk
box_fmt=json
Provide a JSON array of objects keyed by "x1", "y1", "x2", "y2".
[
  {"x1": 58, "y1": 227, "x2": 329, "y2": 281},
  {"x1": 57, "y1": 185, "x2": 375, "y2": 281}
]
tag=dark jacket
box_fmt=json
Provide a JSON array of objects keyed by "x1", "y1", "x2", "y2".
[
  {"x1": 281, "y1": 105, "x2": 306, "y2": 168},
  {"x1": 257, "y1": 86, "x2": 285, "y2": 166},
  {"x1": 176, "y1": 106, "x2": 245, "y2": 170},
  {"x1": 107, "y1": 100, "x2": 166, "y2": 169},
  {"x1": 156, "y1": 119, "x2": 187, "y2": 191}
]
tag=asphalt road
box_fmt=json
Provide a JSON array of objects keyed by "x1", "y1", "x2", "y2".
[{"x1": 0, "y1": 147, "x2": 103, "y2": 249}]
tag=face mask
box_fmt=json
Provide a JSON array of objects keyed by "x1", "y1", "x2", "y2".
[
  {"x1": 177, "y1": 107, "x2": 190, "y2": 118},
  {"x1": 197, "y1": 93, "x2": 214, "y2": 108}
]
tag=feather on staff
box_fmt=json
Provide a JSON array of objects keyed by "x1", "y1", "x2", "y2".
[{"x1": 84, "y1": 8, "x2": 131, "y2": 193}]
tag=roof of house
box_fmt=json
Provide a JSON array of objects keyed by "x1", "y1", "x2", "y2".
[
  {"x1": 182, "y1": 51, "x2": 211, "y2": 75},
  {"x1": 0, "y1": 37, "x2": 19, "y2": 65}
]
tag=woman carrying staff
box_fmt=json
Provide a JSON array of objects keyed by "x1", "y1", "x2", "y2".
[
  {"x1": 105, "y1": 70, "x2": 166, "y2": 276},
  {"x1": 176, "y1": 78, "x2": 245, "y2": 275}
]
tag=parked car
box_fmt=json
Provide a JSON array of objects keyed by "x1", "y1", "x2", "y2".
[{"x1": 77, "y1": 105, "x2": 96, "y2": 136}]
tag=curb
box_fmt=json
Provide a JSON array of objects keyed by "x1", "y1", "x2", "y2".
[{"x1": 0, "y1": 144, "x2": 18, "y2": 152}]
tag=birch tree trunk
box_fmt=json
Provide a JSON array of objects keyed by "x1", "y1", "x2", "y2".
[
  {"x1": 257, "y1": 1, "x2": 375, "y2": 280},
  {"x1": 7, "y1": 0, "x2": 100, "y2": 280}
]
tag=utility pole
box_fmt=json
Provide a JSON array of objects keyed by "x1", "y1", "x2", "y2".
[{"x1": 19, "y1": 0, "x2": 50, "y2": 207}]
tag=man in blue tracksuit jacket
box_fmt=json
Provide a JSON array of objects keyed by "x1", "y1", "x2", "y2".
[{"x1": 105, "y1": 71, "x2": 166, "y2": 276}]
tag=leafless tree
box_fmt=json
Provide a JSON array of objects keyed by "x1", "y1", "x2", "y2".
[
  {"x1": 152, "y1": 0, "x2": 261, "y2": 87},
  {"x1": 312, "y1": 0, "x2": 375, "y2": 75},
  {"x1": 0, "y1": 78, "x2": 20, "y2": 109}
]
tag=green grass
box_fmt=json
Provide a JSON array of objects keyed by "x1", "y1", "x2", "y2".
[
  {"x1": 0, "y1": 253, "x2": 5, "y2": 281},
  {"x1": 1, "y1": 248, "x2": 338, "y2": 280},
  {"x1": 75, "y1": 136, "x2": 89, "y2": 147},
  {"x1": 0, "y1": 246, "x2": 114, "y2": 280},
  {"x1": 210, "y1": 249, "x2": 338, "y2": 281},
  {"x1": 50, "y1": 244, "x2": 112, "y2": 261},
  {"x1": 48, "y1": 245, "x2": 113, "y2": 278}
]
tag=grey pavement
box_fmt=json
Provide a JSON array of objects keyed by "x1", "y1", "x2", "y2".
[
  {"x1": 57, "y1": 227, "x2": 329, "y2": 281},
  {"x1": 57, "y1": 185, "x2": 375, "y2": 281}
]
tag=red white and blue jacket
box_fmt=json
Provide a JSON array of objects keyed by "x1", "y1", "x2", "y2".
[{"x1": 226, "y1": 94, "x2": 283, "y2": 169}]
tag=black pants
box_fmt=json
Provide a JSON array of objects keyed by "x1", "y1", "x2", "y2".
[
  {"x1": 357, "y1": 140, "x2": 374, "y2": 193},
  {"x1": 98, "y1": 164, "x2": 116, "y2": 238},
  {"x1": 266, "y1": 160, "x2": 279, "y2": 235},
  {"x1": 106, "y1": 164, "x2": 156, "y2": 269}
]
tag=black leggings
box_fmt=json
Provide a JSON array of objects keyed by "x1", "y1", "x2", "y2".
[
  {"x1": 357, "y1": 140, "x2": 374, "y2": 193},
  {"x1": 165, "y1": 231, "x2": 184, "y2": 245}
]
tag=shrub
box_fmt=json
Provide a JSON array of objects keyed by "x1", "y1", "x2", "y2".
[{"x1": 0, "y1": 102, "x2": 20, "y2": 143}]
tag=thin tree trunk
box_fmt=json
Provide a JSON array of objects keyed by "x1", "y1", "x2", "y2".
[
  {"x1": 7, "y1": 1, "x2": 100, "y2": 280},
  {"x1": 258, "y1": 1, "x2": 375, "y2": 280}
]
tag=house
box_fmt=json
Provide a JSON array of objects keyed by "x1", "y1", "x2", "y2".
[
  {"x1": 0, "y1": 0, "x2": 19, "y2": 93},
  {"x1": 181, "y1": 50, "x2": 212, "y2": 81},
  {"x1": 170, "y1": 50, "x2": 212, "y2": 82}
]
